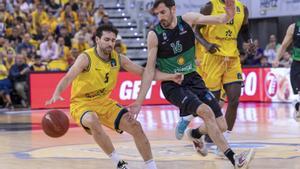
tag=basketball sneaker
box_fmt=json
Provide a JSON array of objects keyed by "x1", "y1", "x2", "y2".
[
  {"x1": 117, "y1": 160, "x2": 130, "y2": 169},
  {"x1": 175, "y1": 117, "x2": 191, "y2": 140},
  {"x1": 185, "y1": 128, "x2": 208, "y2": 156},
  {"x1": 234, "y1": 148, "x2": 255, "y2": 169}
]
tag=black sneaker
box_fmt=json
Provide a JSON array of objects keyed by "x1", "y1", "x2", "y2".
[{"x1": 117, "y1": 160, "x2": 130, "y2": 169}]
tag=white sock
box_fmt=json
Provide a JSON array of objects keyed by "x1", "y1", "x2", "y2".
[
  {"x1": 182, "y1": 114, "x2": 194, "y2": 121},
  {"x1": 145, "y1": 159, "x2": 157, "y2": 169},
  {"x1": 223, "y1": 130, "x2": 231, "y2": 141},
  {"x1": 108, "y1": 150, "x2": 121, "y2": 167}
]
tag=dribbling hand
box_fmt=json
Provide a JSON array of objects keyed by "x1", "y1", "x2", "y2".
[{"x1": 45, "y1": 95, "x2": 64, "y2": 105}]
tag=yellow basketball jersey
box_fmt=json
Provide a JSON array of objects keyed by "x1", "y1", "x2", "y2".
[
  {"x1": 202, "y1": 0, "x2": 245, "y2": 57},
  {"x1": 71, "y1": 47, "x2": 120, "y2": 103}
]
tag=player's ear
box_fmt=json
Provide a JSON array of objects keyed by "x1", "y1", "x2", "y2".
[
  {"x1": 171, "y1": 6, "x2": 176, "y2": 14},
  {"x1": 95, "y1": 36, "x2": 100, "y2": 44}
]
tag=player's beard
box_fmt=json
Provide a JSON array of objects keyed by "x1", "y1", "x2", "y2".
[
  {"x1": 102, "y1": 46, "x2": 112, "y2": 55},
  {"x1": 99, "y1": 44, "x2": 113, "y2": 55},
  {"x1": 161, "y1": 14, "x2": 174, "y2": 28}
]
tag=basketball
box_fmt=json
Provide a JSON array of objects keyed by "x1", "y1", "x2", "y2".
[{"x1": 42, "y1": 110, "x2": 69, "y2": 138}]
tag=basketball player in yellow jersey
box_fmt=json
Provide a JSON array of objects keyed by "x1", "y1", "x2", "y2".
[
  {"x1": 176, "y1": 0, "x2": 255, "y2": 144},
  {"x1": 196, "y1": 0, "x2": 255, "y2": 142},
  {"x1": 46, "y1": 24, "x2": 183, "y2": 169}
]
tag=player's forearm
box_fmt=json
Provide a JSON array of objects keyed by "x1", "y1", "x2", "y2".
[
  {"x1": 53, "y1": 76, "x2": 72, "y2": 97},
  {"x1": 198, "y1": 14, "x2": 230, "y2": 25},
  {"x1": 275, "y1": 45, "x2": 287, "y2": 61},
  {"x1": 240, "y1": 24, "x2": 252, "y2": 42},
  {"x1": 136, "y1": 69, "x2": 155, "y2": 105},
  {"x1": 195, "y1": 25, "x2": 211, "y2": 48},
  {"x1": 154, "y1": 70, "x2": 174, "y2": 81}
]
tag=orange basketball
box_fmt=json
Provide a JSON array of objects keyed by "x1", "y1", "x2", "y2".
[{"x1": 42, "y1": 110, "x2": 69, "y2": 138}]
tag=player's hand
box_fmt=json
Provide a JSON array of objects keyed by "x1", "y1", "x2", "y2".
[
  {"x1": 45, "y1": 95, "x2": 64, "y2": 105},
  {"x1": 224, "y1": 0, "x2": 236, "y2": 20},
  {"x1": 272, "y1": 59, "x2": 280, "y2": 67},
  {"x1": 206, "y1": 43, "x2": 220, "y2": 54},
  {"x1": 171, "y1": 73, "x2": 184, "y2": 85},
  {"x1": 127, "y1": 102, "x2": 142, "y2": 120}
]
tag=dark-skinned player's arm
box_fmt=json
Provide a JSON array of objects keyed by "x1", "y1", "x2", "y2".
[{"x1": 194, "y1": 2, "x2": 221, "y2": 54}]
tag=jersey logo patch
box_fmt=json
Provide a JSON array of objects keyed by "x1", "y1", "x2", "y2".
[
  {"x1": 177, "y1": 56, "x2": 185, "y2": 65},
  {"x1": 111, "y1": 59, "x2": 117, "y2": 67}
]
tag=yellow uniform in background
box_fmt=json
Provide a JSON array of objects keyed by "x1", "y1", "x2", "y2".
[
  {"x1": 197, "y1": 0, "x2": 244, "y2": 92},
  {"x1": 70, "y1": 47, "x2": 125, "y2": 133}
]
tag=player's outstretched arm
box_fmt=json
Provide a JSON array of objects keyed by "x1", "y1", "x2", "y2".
[
  {"x1": 183, "y1": 0, "x2": 235, "y2": 25},
  {"x1": 127, "y1": 31, "x2": 158, "y2": 119},
  {"x1": 45, "y1": 53, "x2": 89, "y2": 105},
  {"x1": 273, "y1": 23, "x2": 295, "y2": 67},
  {"x1": 120, "y1": 54, "x2": 183, "y2": 84}
]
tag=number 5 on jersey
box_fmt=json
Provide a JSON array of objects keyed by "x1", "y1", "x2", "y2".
[{"x1": 104, "y1": 73, "x2": 109, "y2": 83}]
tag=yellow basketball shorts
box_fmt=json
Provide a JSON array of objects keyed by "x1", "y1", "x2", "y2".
[
  {"x1": 70, "y1": 98, "x2": 127, "y2": 134},
  {"x1": 197, "y1": 65, "x2": 227, "y2": 101},
  {"x1": 200, "y1": 53, "x2": 243, "y2": 92}
]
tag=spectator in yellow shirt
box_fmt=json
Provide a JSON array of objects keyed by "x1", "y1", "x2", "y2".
[
  {"x1": 72, "y1": 33, "x2": 89, "y2": 53},
  {"x1": 31, "y1": 4, "x2": 49, "y2": 35}
]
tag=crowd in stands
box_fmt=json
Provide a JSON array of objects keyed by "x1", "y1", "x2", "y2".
[
  {"x1": 240, "y1": 34, "x2": 292, "y2": 68},
  {"x1": 0, "y1": 0, "x2": 292, "y2": 109},
  {"x1": 0, "y1": 0, "x2": 129, "y2": 109}
]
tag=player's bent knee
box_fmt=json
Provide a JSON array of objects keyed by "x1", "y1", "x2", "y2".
[
  {"x1": 81, "y1": 112, "x2": 99, "y2": 129},
  {"x1": 196, "y1": 104, "x2": 214, "y2": 121}
]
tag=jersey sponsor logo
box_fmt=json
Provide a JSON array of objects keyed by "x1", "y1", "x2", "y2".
[
  {"x1": 174, "y1": 64, "x2": 193, "y2": 73},
  {"x1": 85, "y1": 88, "x2": 107, "y2": 98},
  {"x1": 179, "y1": 24, "x2": 187, "y2": 35},
  {"x1": 177, "y1": 56, "x2": 185, "y2": 65},
  {"x1": 265, "y1": 72, "x2": 278, "y2": 98}
]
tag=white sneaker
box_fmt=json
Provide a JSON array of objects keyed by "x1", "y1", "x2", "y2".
[
  {"x1": 185, "y1": 128, "x2": 208, "y2": 156},
  {"x1": 234, "y1": 148, "x2": 255, "y2": 169}
]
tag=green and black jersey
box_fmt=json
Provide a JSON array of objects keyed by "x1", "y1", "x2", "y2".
[
  {"x1": 153, "y1": 16, "x2": 196, "y2": 74},
  {"x1": 292, "y1": 21, "x2": 300, "y2": 61}
]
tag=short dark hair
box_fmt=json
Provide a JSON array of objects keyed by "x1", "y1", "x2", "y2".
[
  {"x1": 153, "y1": 0, "x2": 175, "y2": 9},
  {"x1": 96, "y1": 24, "x2": 118, "y2": 38}
]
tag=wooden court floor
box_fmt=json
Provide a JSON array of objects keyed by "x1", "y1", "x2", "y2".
[{"x1": 0, "y1": 103, "x2": 299, "y2": 169}]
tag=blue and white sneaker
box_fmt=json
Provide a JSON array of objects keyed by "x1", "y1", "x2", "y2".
[{"x1": 175, "y1": 117, "x2": 191, "y2": 140}]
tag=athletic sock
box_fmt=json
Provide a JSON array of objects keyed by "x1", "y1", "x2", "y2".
[
  {"x1": 191, "y1": 128, "x2": 203, "y2": 139},
  {"x1": 224, "y1": 148, "x2": 235, "y2": 166}
]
